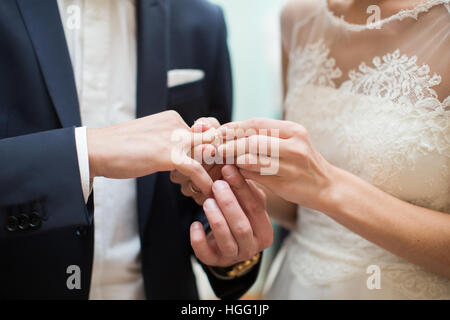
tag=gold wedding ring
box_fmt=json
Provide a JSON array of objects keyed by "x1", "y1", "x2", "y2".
[{"x1": 189, "y1": 182, "x2": 200, "y2": 194}]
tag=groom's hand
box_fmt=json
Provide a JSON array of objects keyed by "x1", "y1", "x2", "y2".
[
  {"x1": 86, "y1": 110, "x2": 214, "y2": 196},
  {"x1": 190, "y1": 165, "x2": 273, "y2": 267}
]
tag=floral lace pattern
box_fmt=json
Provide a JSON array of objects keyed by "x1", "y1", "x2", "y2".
[
  {"x1": 289, "y1": 41, "x2": 448, "y2": 109},
  {"x1": 288, "y1": 39, "x2": 342, "y2": 88},
  {"x1": 341, "y1": 50, "x2": 442, "y2": 108}
]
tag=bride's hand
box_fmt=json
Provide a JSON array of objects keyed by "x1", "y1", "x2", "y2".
[{"x1": 217, "y1": 118, "x2": 338, "y2": 212}]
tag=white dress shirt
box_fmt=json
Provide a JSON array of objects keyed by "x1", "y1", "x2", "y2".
[{"x1": 58, "y1": 0, "x2": 145, "y2": 300}]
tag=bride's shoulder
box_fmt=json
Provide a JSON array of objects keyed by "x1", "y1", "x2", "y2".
[
  {"x1": 281, "y1": 0, "x2": 325, "y2": 49},
  {"x1": 281, "y1": 0, "x2": 324, "y2": 27}
]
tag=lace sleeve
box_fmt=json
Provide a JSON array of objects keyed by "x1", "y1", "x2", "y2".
[{"x1": 280, "y1": 0, "x2": 326, "y2": 53}]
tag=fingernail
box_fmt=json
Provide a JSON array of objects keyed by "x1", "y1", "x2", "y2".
[
  {"x1": 222, "y1": 165, "x2": 236, "y2": 178},
  {"x1": 203, "y1": 144, "x2": 216, "y2": 157},
  {"x1": 213, "y1": 180, "x2": 228, "y2": 191},
  {"x1": 191, "y1": 222, "x2": 202, "y2": 230},
  {"x1": 192, "y1": 123, "x2": 208, "y2": 133},
  {"x1": 204, "y1": 198, "x2": 218, "y2": 210}
]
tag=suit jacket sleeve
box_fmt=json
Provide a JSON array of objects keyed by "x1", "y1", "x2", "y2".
[
  {"x1": 192, "y1": 6, "x2": 262, "y2": 300},
  {"x1": 0, "y1": 127, "x2": 90, "y2": 238}
]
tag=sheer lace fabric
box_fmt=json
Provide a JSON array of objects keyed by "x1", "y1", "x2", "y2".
[{"x1": 270, "y1": 0, "x2": 450, "y2": 299}]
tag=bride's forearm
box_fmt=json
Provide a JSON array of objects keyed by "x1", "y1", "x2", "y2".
[{"x1": 323, "y1": 166, "x2": 450, "y2": 279}]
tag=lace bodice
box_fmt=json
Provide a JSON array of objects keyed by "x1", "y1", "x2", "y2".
[{"x1": 281, "y1": 0, "x2": 450, "y2": 299}]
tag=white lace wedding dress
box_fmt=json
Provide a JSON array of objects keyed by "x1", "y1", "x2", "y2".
[{"x1": 267, "y1": 0, "x2": 450, "y2": 299}]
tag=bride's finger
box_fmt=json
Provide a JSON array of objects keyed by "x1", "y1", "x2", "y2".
[
  {"x1": 217, "y1": 135, "x2": 284, "y2": 159},
  {"x1": 218, "y1": 118, "x2": 297, "y2": 139},
  {"x1": 239, "y1": 168, "x2": 278, "y2": 187},
  {"x1": 234, "y1": 154, "x2": 283, "y2": 176},
  {"x1": 191, "y1": 128, "x2": 216, "y2": 146},
  {"x1": 190, "y1": 143, "x2": 216, "y2": 165}
]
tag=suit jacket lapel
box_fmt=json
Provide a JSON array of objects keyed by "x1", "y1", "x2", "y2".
[
  {"x1": 16, "y1": 0, "x2": 81, "y2": 127},
  {"x1": 137, "y1": 0, "x2": 169, "y2": 237}
]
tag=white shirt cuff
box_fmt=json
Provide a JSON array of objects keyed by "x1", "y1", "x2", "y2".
[{"x1": 75, "y1": 127, "x2": 92, "y2": 203}]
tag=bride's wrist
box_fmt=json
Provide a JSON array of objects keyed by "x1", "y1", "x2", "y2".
[{"x1": 318, "y1": 165, "x2": 356, "y2": 217}]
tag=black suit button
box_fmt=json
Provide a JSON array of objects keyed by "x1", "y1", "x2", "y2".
[
  {"x1": 18, "y1": 214, "x2": 30, "y2": 230},
  {"x1": 29, "y1": 212, "x2": 41, "y2": 229},
  {"x1": 6, "y1": 216, "x2": 19, "y2": 232},
  {"x1": 76, "y1": 226, "x2": 88, "y2": 237}
]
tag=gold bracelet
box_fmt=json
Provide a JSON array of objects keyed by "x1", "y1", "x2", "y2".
[
  {"x1": 227, "y1": 253, "x2": 261, "y2": 278},
  {"x1": 209, "y1": 253, "x2": 261, "y2": 280}
]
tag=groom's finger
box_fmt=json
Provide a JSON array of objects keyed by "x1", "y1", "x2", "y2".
[
  {"x1": 222, "y1": 165, "x2": 272, "y2": 248},
  {"x1": 203, "y1": 199, "x2": 238, "y2": 258},
  {"x1": 190, "y1": 222, "x2": 218, "y2": 266},
  {"x1": 176, "y1": 155, "x2": 213, "y2": 197},
  {"x1": 247, "y1": 180, "x2": 267, "y2": 205},
  {"x1": 170, "y1": 170, "x2": 189, "y2": 184},
  {"x1": 212, "y1": 180, "x2": 255, "y2": 259}
]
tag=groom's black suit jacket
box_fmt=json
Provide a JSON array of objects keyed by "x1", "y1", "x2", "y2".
[{"x1": 0, "y1": 0, "x2": 260, "y2": 299}]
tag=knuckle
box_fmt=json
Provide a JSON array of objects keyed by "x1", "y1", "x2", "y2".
[
  {"x1": 210, "y1": 218, "x2": 227, "y2": 232},
  {"x1": 166, "y1": 110, "x2": 179, "y2": 119},
  {"x1": 221, "y1": 197, "x2": 235, "y2": 209},
  {"x1": 208, "y1": 117, "x2": 220, "y2": 127},
  {"x1": 170, "y1": 171, "x2": 182, "y2": 183},
  {"x1": 223, "y1": 243, "x2": 238, "y2": 257},
  {"x1": 250, "y1": 118, "x2": 264, "y2": 129},
  {"x1": 180, "y1": 187, "x2": 191, "y2": 197},
  {"x1": 288, "y1": 143, "x2": 308, "y2": 158},
  {"x1": 292, "y1": 124, "x2": 308, "y2": 139},
  {"x1": 246, "y1": 201, "x2": 260, "y2": 213},
  {"x1": 235, "y1": 223, "x2": 252, "y2": 238}
]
